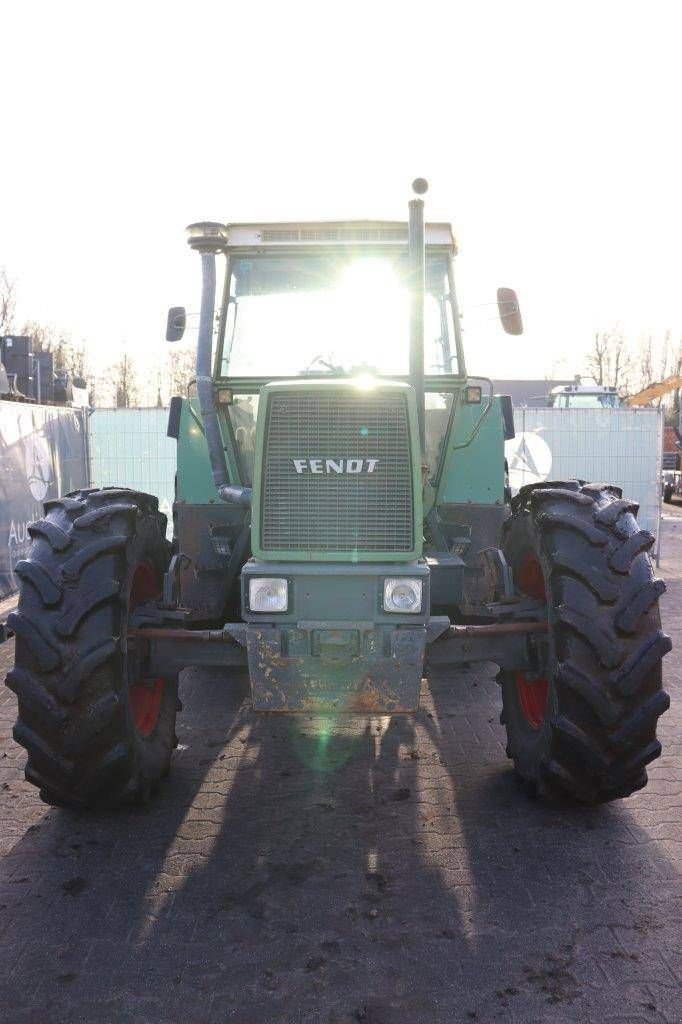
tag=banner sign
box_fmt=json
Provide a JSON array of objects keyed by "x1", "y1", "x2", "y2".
[{"x1": 0, "y1": 403, "x2": 88, "y2": 599}]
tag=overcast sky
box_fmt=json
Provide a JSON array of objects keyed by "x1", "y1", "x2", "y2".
[{"x1": 2, "y1": 0, "x2": 680, "y2": 393}]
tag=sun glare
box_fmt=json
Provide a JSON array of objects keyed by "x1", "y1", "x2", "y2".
[{"x1": 222, "y1": 255, "x2": 444, "y2": 378}]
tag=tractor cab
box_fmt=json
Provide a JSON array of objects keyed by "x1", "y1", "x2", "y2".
[
  {"x1": 173, "y1": 219, "x2": 467, "y2": 485},
  {"x1": 547, "y1": 376, "x2": 620, "y2": 409},
  {"x1": 217, "y1": 221, "x2": 462, "y2": 376}
]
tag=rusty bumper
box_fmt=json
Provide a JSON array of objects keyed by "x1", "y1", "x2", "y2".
[
  {"x1": 133, "y1": 616, "x2": 543, "y2": 712},
  {"x1": 246, "y1": 623, "x2": 426, "y2": 713}
]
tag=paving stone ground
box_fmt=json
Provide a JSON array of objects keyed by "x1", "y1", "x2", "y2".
[{"x1": 0, "y1": 511, "x2": 680, "y2": 1024}]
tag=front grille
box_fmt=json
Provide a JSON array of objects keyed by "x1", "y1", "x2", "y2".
[{"x1": 260, "y1": 390, "x2": 414, "y2": 553}]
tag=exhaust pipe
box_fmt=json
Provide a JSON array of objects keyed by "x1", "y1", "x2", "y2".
[
  {"x1": 187, "y1": 222, "x2": 252, "y2": 507},
  {"x1": 408, "y1": 179, "x2": 427, "y2": 458}
]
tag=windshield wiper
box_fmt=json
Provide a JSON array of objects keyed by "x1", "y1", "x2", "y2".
[{"x1": 304, "y1": 354, "x2": 345, "y2": 375}]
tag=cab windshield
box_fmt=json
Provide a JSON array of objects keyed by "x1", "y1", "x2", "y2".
[{"x1": 218, "y1": 253, "x2": 462, "y2": 377}]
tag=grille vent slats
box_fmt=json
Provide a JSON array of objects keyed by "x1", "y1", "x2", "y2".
[
  {"x1": 259, "y1": 227, "x2": 407, "y2": 244},
  {"x1": 260, "y1": 391, "x2": 414, "y2": 553}
]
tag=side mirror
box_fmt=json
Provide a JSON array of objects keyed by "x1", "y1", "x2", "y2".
[
  {"x1": 497, "y1": 287, "x2": 523, "y2": 336},
  {"x1": 166, "y1": 306, "x2": 186, "y2": 342}
]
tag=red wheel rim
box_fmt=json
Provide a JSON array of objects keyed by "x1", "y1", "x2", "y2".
[
  {"x1": 514, "y1": 671, "x2": 549, "y2": 729},
  {"x1": 516, "y1": 551, "x2": 547, "y2": 601},
  {"x1": 128, "y1": 561, "x2": 164, "y2": 737},
  {"x1": 515, "y1": 551, "x2": 548, "y2": 728}
]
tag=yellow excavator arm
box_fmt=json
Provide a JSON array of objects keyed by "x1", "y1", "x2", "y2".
[{"x1": 625, "y1": 373, "x2": 682, "y2": 406}]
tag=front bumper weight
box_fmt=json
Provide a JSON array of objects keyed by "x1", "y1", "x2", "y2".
[{"x1": 246, "y1": 623, "x2": 426, "y2": 713}]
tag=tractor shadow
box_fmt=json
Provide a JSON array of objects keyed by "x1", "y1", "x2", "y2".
[{"x1": 0, "y1": 662, "x2": 679, "y2": 1024}]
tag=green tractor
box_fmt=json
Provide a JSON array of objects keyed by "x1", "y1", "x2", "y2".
[{"x1": 7, "y1": 181, "x2": 670, "y2": 807}]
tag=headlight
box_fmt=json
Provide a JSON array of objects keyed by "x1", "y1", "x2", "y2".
[
  {"x1": 249, "y1": 578, "x2": 288, "y2": 612},
  {"x1": 383, "y1": 578, "x2": 422, "y2": 614}
]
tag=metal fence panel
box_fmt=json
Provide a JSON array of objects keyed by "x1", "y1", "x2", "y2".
[
  {"x1": 88, "y1": 409, "x2": 176, "y2": 531},
  {"x1": 88, "y1": 406, "x2": 663, "y2": 554},
  {"x1": 505, "y1": 407, "x2": 663, "y2": 539},
  {"x1": 0, "y1": 403, "x2": 88, "y2": 598}
]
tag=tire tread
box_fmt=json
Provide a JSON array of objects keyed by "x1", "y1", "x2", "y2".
[
  {"x1": 6, "y1": 487, "x2": 176, "y2": 808},
  {"x1": 501, "y1": 481, "x2": 670, "y2": 804}
]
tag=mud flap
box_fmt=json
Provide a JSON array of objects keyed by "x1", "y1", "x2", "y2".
[{"x1": 246, "y1": 624, "x2": 426, "y2": 713}]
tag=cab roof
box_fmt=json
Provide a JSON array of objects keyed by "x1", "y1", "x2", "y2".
[
  {"x1": 550, "y1": 381, "x2": 618, "y2": 395},
  {"x1": 221, "y1": 220, "x2": 457, "y2": 252}
]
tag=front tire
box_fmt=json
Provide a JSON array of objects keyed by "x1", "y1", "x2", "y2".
[
  {"x1": 6, "y1": 488, "x2": 178, "y2": 808},
  {"x1": 500, "y1": 481, "x2": 670, "y2": 803}
]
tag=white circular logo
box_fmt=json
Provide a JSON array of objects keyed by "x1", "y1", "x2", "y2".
[
  {"x1": 505, "y1": 431, "x2": 553, "y2": 492},
  {"x1": 24, "y1": 435, "x2": 53, "y2": 502}
]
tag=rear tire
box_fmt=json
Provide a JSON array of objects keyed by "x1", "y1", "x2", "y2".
[
  {"x1": 500, "y1": 481, "x2": 670, "y2": 803},
  {"x1": 6, "y1": 488, "x2": 178, "y2": 808}
]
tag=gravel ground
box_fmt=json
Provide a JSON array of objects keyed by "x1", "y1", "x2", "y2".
[{"x1": 0, "y1": 513, "x2": 679, "y2": 1024}]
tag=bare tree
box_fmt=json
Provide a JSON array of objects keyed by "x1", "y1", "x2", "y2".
[
  {"x1": 622, "y1": 327, "x2": 682, "y2": 412},
  {"x1": 586, "y1": 325, "x2": 632, "y2": 390},
  {"x1": 67, "y1": 343, "x2": 87, "y2": 380},
  {"x1": 86, "y1": 374, "x2": 102, "y2": 409},
  {"x1": 544, "y1": 358, "x2": 572, "y2": 382},
  {"x1": 669, "y1": 337, "x2": 682, "y2": 425},
  {"x1": 638, "y1": 334, "x2": 654, "y2": 393},
  {"x1": 21, "y1": 320, "x2": 74, "y2": 369},
  {"x1": 0, "y1": 269, "x2": 17, "y2": 336},
  {"x1": 2, "y1": 277, "x2": 95, "y2": 398},
  {"x1": 21, "y1": 320, "x2": 92, "y2": 401},
  {"x1": 155, "y1": 368, "x2": 164, "y2": 408},
  {"x1": 635, "y1": 329, "x2": 676, "y2": 407},
  {"x1": 113, "y1": 353, "x2": 139, "y2": 408},
  {"x1": 659, "y1": 329, "x2": 672, "y2": 381},
  {"x1": 587, "y1": 331, "x2": 607, "y2": 385},
  {"x1": 84, "y1": 370, "x2": 115, "y2": 409},
  {"x1": 168, "y1": 346, "x2": 196, "y2": 399}
]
